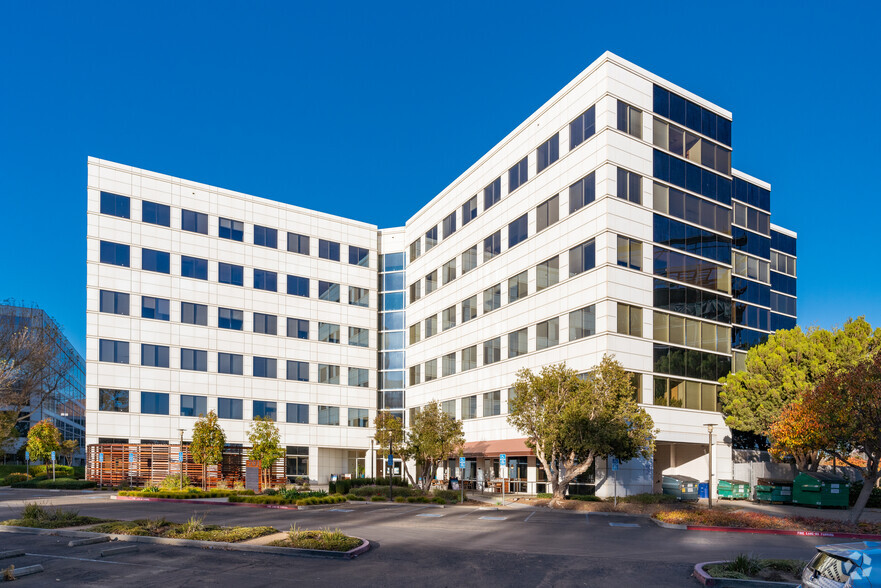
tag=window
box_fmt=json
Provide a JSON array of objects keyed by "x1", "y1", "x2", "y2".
[
  {"x1": 318, "y1": 239, "x2": 340, "y2": 261},
  {"x1": 617, "y1": 168, "x2": 642, "y2": 204},
  {"x1": 348, "y1": 367, "x2": 369, "y2": 387},
  {"x1": 409, "y1": 281, "x2": 421, "y2": 303},
  {"x1": 348, "y1": 408, "x2": 369, "y2": 427},
  {"x1": 442, "y1": 306, "x2": 456, "y2": 331},
  {"x1": 218, "y1": 353, "x2": 244, "y2": 375},
  {"x1": 537, "y1": 134, "x2": 559, "y2": 173},
  {"x1": 536, "y1": 257, "x2": 559, "y2": 291},
  {"x1": 484, "y1": 177, "x2": 501, "y2": 210},
  {"x1": 424, "y1": 315, "x2": 438, "y2": 337},
  {"x1": 219, "y1": 218, "x2": 243, "y2": 241},
  {"x1": 654, "y1": 249, "x2": 731, "y2": 294},
  {"x1": 181, "y1": 348, "x2": 208, "y2": 371},
  {"x1": 482, "y1": 391, "x2": 501, "y2": 417},
  {"x1": 508, "y1": 271, "x2": 528, "y2": 303},
  {"x1": 142, "y1": 201, "x2": 170, "y2": 226},
  {"x1": 254, "y1": 313, "x2": 277, "y2": 335},
  {"x1": 318, "y1": 406, "x2": 339, "y2": 425},
  {"x1": 99, "y1": 339, "x2": 129, "y2": 363},
  {"x1": 141, "y1": 392, "x2": 169, "y2": 415},
  {"x1": 537, "y1": 195, "x2": 559, "y2": 232},
  {"x1": 318, "y1": 322, "x2": 340, "y2": 343},
  {"x1": 462, "y1": 296, "x2": 477, "y2": 323},
  {"x1": 382, "y1": 312, "x2": 404, "y2": 330},
  {"x1": 425, "y1": 226, "x2": 438, "y2": 251},
  {"x1": 141, "y1": 344, "x2": 169, "y2": 368},
  {"x1": 287, "y1": 232, "x2": 310, "y2": 255},
  {"x1": 569, "y1": 240, "x2": 596, "y2": 276},
  {"x1": 141, "y1": 249, "x2": 170, "y2": 273},
  {"x1": 409, "y1": 239, "x2": 421, "y2": 261},
  {"x1": 254, "y1": 225, "x2": 277, "y2": 248},
  {"x1": 617, "y1": 236, "x2": 642, "y2": 270},
  {"x1": 180, "y1": 395, "x2": 207, "y2": 418},
  {"x1": 508, "y1": 329, "x2": 527, "y2": 358},
  {"x1": 483, "y1": 231, "x2": 501, "y2": 262},
  {"x1": 181, "y1": 210, "x2": 208, "y2": 234},
  {"x1": 483, "y1": 284, "x2": 501, "y2": 313},
  {"x1": 349, "y1": 326, "x2": 368, "y2": 347},
  {"x1": 569, "y1": 172, "x2": 596, "y2": 213},
  {"x1": 253, "y1": 400, "x2": 277, "y2": 420},
  {"x1": 181, "y1": 256, "x2": 208, "y2": 280},
  {"x1": 508, "y1": 156, "x2": 528, "y2": 192},
  {"x1": 770, "y1": 250, "x2": 796, "y2": 277},
  {"x1": 100, "y1": 241, "x2": 130, "y2": 267},
  {"x1": 569, "y1": 306, "x2": 596, "y2": 340},
  {"x1": 218, "y1": 398, "x2": 243, "y2": 420},
  {"x1": 462, "y1": 245, "x2": 478, "y2": 274},
  {"x1": 318, "y1": 364, "x2": 340, "y2": 384},
  {"x1": 287, "y1": 403, "x2": 309, "y2": 424},
  {"x1": 442, "y1": 399, "x2": 456, "y2": 418},
  {"x1": 462, "y1": 196, "x2": 478, "y2": 226},
  {"x1": 617, "y1": 303, "x2": 643, "y2": 337},
  {"x1": 457, "y1": 346, "x2": 477, "y2": 372},
  {"x1": 425, "y1": 359, "x2": 438, "y2": 381},
  {"x1": 349, "y1": 246, "x2": 369, "y2": 267},
  {"x1": 181, "y1": 302, "x2": 207, "y2": 325},
  {"x1": 286, "y1": 360, "x2": 309, "y2": 382},
  {"x1": 99, "y1": 389, "x2": 128, "y2": 412},
  {"x1": 253, "y1": 269, "x2": 277, "y2": 292},
  {"x1": 425, "y1": 270, "x2": 438, "y2": 294},
  {"x1": 508, "y1": 214, "x2": 528, "y2": 248},
  {"x1": 442, "y1": 212, "x2": 457, "y2": 239},
  {"x1": 653, "y1": 311, "x2": 731, "y2": 353},
  {"x1": 733, "y1": 252, "x2": 769, "y2": 283},
  {"x1": 569, "y1": 106, "x2": 596, "y2": 149},
  {"x1": 218, "y1": 263, "x2": 244, "y2": 286},
  {"x1": 537, "y1": 317, "x2": 559, "y2": 350},
  {"x1": 483, "y1": 337, "x2": 501, "y2": 365},
  {"x1": 318, "y1": 281, "x2": 340, "y2": 302},
  {"x1": 218, "y1": 308, "x2": 243, "y2": 330},
  {"x1": 100, "y1": 290, "x2": 129, "y2": 315},
  {"x1": 461, "y1": 396, "x2": 477, "y2": 420},
  {"x1": 409, "y1": 364, "x2": 421, "y2": 385},
  {"x1": 286, "y1": 275, "x2": 309, "y2": 297},
  {"x1": 100, "y1": 191, "x2": 130, "y2": 218},
  {"x1": 287, "y1": 318, "x2": 309, "y2": 339},
  {"x1": 733, "y1": 202, "x2": 771, "y2": 236},
  {"x1": 653, "y1": 118, "x2": 731, "y2": 175},
  {"x1": 617, "y1": 100, "x2": 642, "y2": 139},
  {"x1": 408, "y1": 323, "x2": 421, "y2": 344}
]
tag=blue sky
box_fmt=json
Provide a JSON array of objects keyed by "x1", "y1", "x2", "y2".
[{"x1": 1, "y1": 1, "x2": 879, "y2": 358}]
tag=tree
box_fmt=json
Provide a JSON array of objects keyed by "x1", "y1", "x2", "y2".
[
  {"x1": 719, "y1": 319, "x2": 880, "y2": 468},
  {"x1": 247, "y1": 417, "x2": 284, "y2": 489},
  {"x1": 0, "y1": 303, "x2": 78, "y2": 446},
  {"x1": 26, "y1": 418, "x2": 61, "y2": 463},
  {"x1": 407, "y1": 400, "x2": 465, "y2": 491},
  {"x1": 802, "y1": 352, "x2": 881, "y2": 523},
  {"x1": 373, "y1": 412, "x2": 410, "y2": 482},
  {"x1": 508, "y1": 357, "x2": 655, "y2": 508},
  {"x1": 59, "y1": 439, "x2": 79, "y2": 466},
  {"x1": 766, "y1": 400, "x2": 832, "y2": 471},
  {"x1": 190, "y1": 410, "x2": 226, "y2": 490}
]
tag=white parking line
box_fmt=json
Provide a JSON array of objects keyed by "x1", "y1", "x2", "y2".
[
  {"x1": 524, "y1": 512, "x2": 536, "y2": 522},
  {"x1": 416, "y1": 513, "x2": 443, "y2": 517},
  {"x1": 328, "y1": 509, "x2": 353, "y2": 512},
  {"x1": 608, "y1": 522, "x2": 640, "y2": 527},
  {"x1": 479, "y1": 516, "x2": 508, "y2": 521}
]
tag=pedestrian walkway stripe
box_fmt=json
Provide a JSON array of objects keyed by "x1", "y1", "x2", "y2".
[
  {"x1": 479, "y1": 516, "x2": 508, "y2": 521},
  {"x1": 416, "y1": 513, "x2": 442, "y2": 517},
  {"x1": 608, "y1": 522, "x2": 640, "y2": 527}
]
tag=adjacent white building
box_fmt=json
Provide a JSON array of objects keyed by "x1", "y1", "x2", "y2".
[{"x1": 86, "y1": 52, "x2": 797, "y2": 496}]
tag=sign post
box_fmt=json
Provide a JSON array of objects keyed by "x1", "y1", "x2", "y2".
[
  {"x1": 98, "y1": 453, "x2": 104, "y2": 488},
  {"x1": 499, "y1": 454, "x2": 507, "y2": 507},
  {"x1": 388, "y1": 439, "x2": 393, "y2": 502},
  {"x1": 128, "y1": 452, "x2": 134, "y2": 487},
  {"x1": 610, "y1": 457, "x2": 619, "y2": 507},
  {"x1": 459, "y1": 456, "x2": 466, "y2": 504},
  {"x1": 51, "y1": 451, "x2": 56, "y2": 480},
  {"x1": 25, "y1": 451, "x2": 29, "y2": 478}
]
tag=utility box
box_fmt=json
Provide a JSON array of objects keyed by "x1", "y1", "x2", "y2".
[
  {"x1": 661, "y1": 475, "x2": 699, "y2": 501},
  {"x1": 717, "y1": 479, "x2": 750, "y2": 500},
  {"x1": 792, "y1": 472, "x2": 850, "y2": 508},
  {"x1": 754, "y1": 478, "x2": 793, "y2": 503}
]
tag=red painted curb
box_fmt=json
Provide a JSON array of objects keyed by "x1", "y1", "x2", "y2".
[
  {"x1": 112, "y1": 496, "x2": 299, "y2": 510},
  {"x1": 685, "y1": 524, "x2": 881, "y2": 540}
]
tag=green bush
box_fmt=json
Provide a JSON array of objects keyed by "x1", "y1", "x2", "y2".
[
  {"x1": 120, "y1": 489, "x2": 254, "y2": 499},
  {"x1": 279, "y1": 488, "x2": 327, "y2": 501},
  {"x1": 433, "y1": 497, "x2": 446, "y2": 505},
  {"x1": 3, "y1": 473, "x2": 32, "y2": 485},
  {"x1": 30, "y1": 465, "x2": 75, "y2": 479},
  {"x1": 294, "y1": 495, "x2": 346, "y2": 506},
  {"x1": 352, "y1": 484, "x2": 416, "y2": 498},
  {"x1": 11, "y1": 478, "x2": 96, "y2": 490},
  {"x1": 536, "y1": 493, "x2": 553, "y2": 499},
  {"x1": 432, "y1": 489, "x2": 463, "y2": 503},
  {"x1": 394, "y1": 496, "x2": 407, "y2": 503},
  {"x1": 159, "y1": 473, "x2": 191, "y2": 490},
  {"x1": 567, "y1": 494, "x2": 603, "y2": 502},
  {"x1": 850, "y1": 481, "x2": 881, "y2": 508},
  {"x1": 345, "y1": 493, "x2": 365, "y2": 501},
  {"x1": 370, "y1": 496, "x2": 386, "y2": 502}
]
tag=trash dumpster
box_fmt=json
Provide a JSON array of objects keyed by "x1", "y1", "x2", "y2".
[
  {"x1": 792, "y1": 472, "x2": 850, "y2": 508},
  {"x1": 662, "y1": 475, "x2": 699, "y2": 501},
  {"x1": 717, "y1": 479, "x2": 750, "y2": 500},
  {"x1": 698, "y1": 483, "x2": 709, "y2": 499},
  {"x1": 754, "y1": 478, "x2": 793, "y2": 503}
]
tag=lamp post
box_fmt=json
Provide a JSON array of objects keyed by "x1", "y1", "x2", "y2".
[
  {"x1": 704, "y1": 424, "x2": 714, "y2": 509},
  {"x1": 179, "y1": 429, "x2": 185, "y2": 491}
]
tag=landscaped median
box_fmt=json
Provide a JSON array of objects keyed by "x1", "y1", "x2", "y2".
[{"x1": 653, "y1": 509, "x2": 881, "y2": 539}]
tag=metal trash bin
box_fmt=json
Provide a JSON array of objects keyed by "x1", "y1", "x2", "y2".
[
  {"x1": 754, "y1": 478, "x2": 793, "y2": 503},
  {"x1": 717, "y1": 479, "x2": 750, "y2": 500},
  {"x1": 792, "y1": 472, "x2": 850, "y2": 508},
  {"x1": 662, "y1": 475, "x2": 699, "y2": 501}
]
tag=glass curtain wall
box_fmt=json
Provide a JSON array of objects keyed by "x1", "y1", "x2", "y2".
[{"x1": 378, "y1": 253, "x2": 405, "y2": 422}]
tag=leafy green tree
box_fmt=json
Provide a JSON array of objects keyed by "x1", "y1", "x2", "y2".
[
  {"x1": 247, "y1": 416, "x2": 284, "y2": 488},
  {"x1": 508, "y1": 357, "x2": 655, "y2": 508},
  {"x1": 407, "y1": 400, "x2": 465, "y2": 491},
  {"x1": 59, "y1": 439, "x2": 79, "y2": 466},
  {"x1": 190, "y1": 410, "x2": 226, "y2": 489},
  {"x1": 373, "y1": 412, "x2": 411, "y2": 483},
  {"x1": 26, "y1": 418, "x2": 61, "y2": 463}
]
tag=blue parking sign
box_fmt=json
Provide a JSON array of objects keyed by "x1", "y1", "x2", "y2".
[
  {"x1": 459, "y1": 457, "x2": 466, "y2": 469},
  {"x1": 179, "y1": 452, "x2": 183, "y2": 462},
  {"x1": 99, "y1": 453, "x2": 104, "y2": 463},
  {"x1": 387, "y1": 454, "x2": 393, "y2": 467},
  {"x1": 51, "y1": 451, "x2": 55, "y2": 461},
  {"x1": 25, "y1": 451, "x2": 29, "y2": 461},
  {"x1": 129, "y1": 452, "x2": 134, "y2": 463},
  {"x1": 499, "y1": 453, "x2": 507, "y2": 467}
]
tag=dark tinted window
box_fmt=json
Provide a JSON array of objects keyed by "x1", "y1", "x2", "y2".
[
  {"x1": 349, "y1": 246, "x2": 369, "y2": 267},
  {"x1": 218, "y1": 263, "x2": 244, "y2": 286},
  {"x1": 253, "y1": 400, "x2": 277, "y2": 420},
  {"x1": 140, "y1": 344, "x2": 169, "y2": 367},
  {"x1": 141, "y1": 296, "x2": 170, "y2": 320},
  {"x1": 318, "y1": 239, "x2": 340, "y2": 261},
  {"x1": 141, "y1": 392, "x2": 169, "y2": 415},
  {"x1": 219, "y1": 218, "x2": 243, "y2": 241},
  {"x1": 508, "y1": 156, "x2": 528, "y2": 192},
  {"x1": 218, "y1": 352, "x2": 243, "y2": 375},
  {"x1": 253, "y1": 357, "x2": 277, "y2": 378},
  {"x1": 100, "y1": 290, "x2": 129, "y2": 315},
  {"x1": 99, "y1": 389, "x2": 128, "y2": 412},
  {"x1": 537, "y1": 133, "x2": 559, "y2": 172},
  {"x1": 287, "y1": 403, "x2": 309, "y2": 424},
  {"x1": 181, "y1": 348, "x2": 207, "y2": 371},
  {"x1": 287, "y1": 318, "x2": 309, "y2": 339},
  {"x1": 484, "y1": 177, "x2": 501, "y2": 210},
  {"x1": 100, "y1": 241, "x2": 130, "y2": 267},
  {"x1": 287, "y1": 275, "x2": 310, "y2": 297},
  {"x1": 142, "y1": 249, "x2": 170, "y2": 274},
  {"x1": 253, "y1": 269, "x2": 277, "y2": 291},
  {"x1": 569, "y1": 106, "x2": 596, "y2": 150},
  {"x1": 180, "y1": 395, "x2": 207, "y2": 417},
  {"x1": 218, "y1": 397, "x2": 243, "y2": 420},
  {"x1": 181, "y1": 209, "x2": 208, "y2": 234},
  {"x1": 99, "y1": 339, "x2": 129, "y2": 363},
  {"x1": 287, "y1": 360, "x2": 309, "y2": 381},
  {"x1": 569, "y1": 172, "x2": 596, "y2": 213},
  {"x1": 287, "y1": 232, "x2": 310, "y2": 255},
  {"x1": 142, "y1": 201, "x2": 170, "y2": 226},
  {"x1": 253, "y1": 312, "x2": 277, "y2": 335},
  {"x1": 254, "y1": 225, "x2": 277, "y2": 248},
  {"x1": 508, "y1": 214, "x2": 528, "y2": 247},
  {"x1": 218, "y1": 307, "x2": 243, "y2": 330},
  {"x1": 181, "y1": 302, "x2": 207, "y2": 325},
  {"x1": 100, "y1": 192, "x2": 130, "y2": 218},
  {"x1": 181, "y1": 256, "x2": 208, "y2": 280}
]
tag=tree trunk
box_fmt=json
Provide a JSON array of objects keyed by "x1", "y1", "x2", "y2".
[
  {"x1": 850, "y1": 472, "x2": 880, "y2": 524},
  {"x1": 549, "y1": 481, "x2": 567, "y2": 508}
]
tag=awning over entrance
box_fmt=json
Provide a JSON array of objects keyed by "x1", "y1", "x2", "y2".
[{"x1": 462, "y1": 438, "x2": 533, "y2": 458}]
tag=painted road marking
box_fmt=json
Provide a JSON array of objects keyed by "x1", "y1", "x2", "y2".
[
  {"x1": 608, "y1": 522, "x2": 640, "y2": 527},
  {"x1": 479, "y1": 516, "x2": 508, "y2": 521},
  {"x1": 416, "y1": 513, "x2": 443, "y2": 517},
  {"x1": 328, "y1": 509, "x2": 353, "y2": 512},
  {"x1": 524, "y1": 512, "x2": 536, "y2": 522}
]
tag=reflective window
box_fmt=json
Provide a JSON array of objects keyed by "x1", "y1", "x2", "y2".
[
  {"x1": 425, "y1": 226, "x2": 438, "y2": 252},
  {"x1": 141, "y1": 296, "x2": 169, "y2": 321},
  {"x1": 425, "y1": 359, "x2": 438, "y2": 382},
  {"x1": 349, "y1": 326, "x2": 368, "y2": 347},
  {"x1": 218, "y1": 308, "x2": 243, "y2": 330},
  {"x1": 653, "y1": 182, "x2": 732, "y2": 235},
  {"x1": 482, "y1": 391, "x2": 501, "y2": 417},
  {"x1": 409, "y1": 239, "x2": 422, "y2": 262},
  {"x1": 484, "y1": 231, "x2": 501, "y2": 262},
  {"x1": 142, "y1": 201, "x2": 170, "y2": 226},
  {"x1": 425, "y1": 270, "x2": 438, "y2": 294},
  {"x1": 287, "y1": 275, "x2": 309, "y2": 297},
  {"x1": 318, "y1": 405, "x2": 339, "y2": 425},
  {"x1": 653, "y1": 150, "x2": 732, "y2": 206},
  {"x1": 508, "y1": 271, "x2": 528, "y2": 303},
  {"x1": 287, "y1": 232, "x2": 310, "y2": 255},
  {"x1": 537, "y1": 317, "x2": 559, "y2": 349},
  {"x1": 100, "y1": 191, "x2": 130, "y2": 218},
  {"x1": 442, "y1": 353, "x2": 456, "y2": 377},
  {"x1": 287, "y1": 403, "x2": 309, "y2": 424},
  {"x1": 441, "y1": 398, "x2": 455, "y2": 418},
  {"x1": 442, "y1": 306, "x2": 456, "y2": 331},
  {"x1": 569, "y1": 172, "x2": 596, "y2": 213},
  {"x1": 181, "y1": 302, "x2": 207, "y2": 325},
  {"x1": 617, "y1": 236, "x2": 642, "y2": 270},
  {"x1": 617, "y1": 168, "x2": 642, "y2": 204},
  {"x1": 409, "y1": 364, "x2": 421, "y2": 385},
  {"x1": 141, "y1": 344, "x2": 169, "y2": 368},
  {"x1": 141, "y1": 392, "x2": 169, "y2": 415},
  {"x1": 508, "y1": 328, "x2": 527, "y2": 358},
  {"x1": 218, "y1": 353, "x2": 244, "y2": 375},
  {"x1": 349, "y1": 246, "x2": 369, "y2": 267},
  {"x1": 653, "y1": 278, "x2": 732, "y2": 323},
  {"x1": 537, "y1": 195, "x2": 559, "y2": 232},
  {"x1": 218, "y1": 397, "x2": 243, "y2": 420},
  {"x1": 254, "y1": 312, "x2": 277, "y2": 335},
  {"x1": 442, "y1": 212, "x2": 457, "y2": 239},
  {"x1": 381, "y1": 271, "x2": 404, "y2": 291},
  {"x1": 654, "y1": 248, "x2": 731, "y2": 293},
  {"x1": 653, "y1": 344, "x2": 731, "y2": 382},
  {"x1": 537, "y1": 134, "x2": 559, "y2": 173},
  {"x1": 536, "y1": 256, "x2": 559, "y2": 291},
  {"x1": 483, "y1": 337, "x2": 501, "y2": 365},
  {"x1": 381, "y1": 252, "x2": 405, "y2": 271},
  {"x1": 181, "y1": 210, "x2": 208, "y2": 234},
  {"x1": 381, "y1": 312, "x2": 404, "y2": 330},
  {"x1": 569, "y1": 306, "x2": 596, "y2": 340},
  {"x1": 99, "y1": 339, "x2": 129, "y2": 363},
  {"x1": 318, "y1": 281, "x2": 340, "y2": 303},
  {"x1": 318, "y1": 365, "x2": 340, "y2": 384},
  {"x1": 180, "y1": 395, "x2": 207, "y2": 418},
  {"x1": 462, "y1": 195, "x2": 478, "y2": 226},
  {"x1": 286, "y1": 360, "x2": 309, "y2": 382},
  {"x1": 508, "y1": 156, "x2": 528, "y2": 192},
  {"x1": 318, "y1": 322, "x2": 340, "y2": 344},
  {"x1": 253, "y1": 400, "x2": 277, "y2": 420},
  {"x1": 408, "y1": 323, "x2": 421, "y2": 345},
  {"x1": 424, "y1": 315, "x2": 438, "y2": 337},
  {"x1": 569, "y1": 240, "x2": 596, "y2": 276},
  {"x1": 99, "y1": 389, "x2": 128, "y2": 412},
  {"x1": 461, "y1": 346, "x2": 477, "y2": 371},
  {"x1": 508, "y1": 214, "x2": 528, "y2": 248},
  {"x1": 219, "y1": 218, "x2": 243, "y2": 241},
  {"x1": 484, "y1": 177, "x2": 501, "y2": 210},
  {"x1": 253, "y1": 269, "x2": 277, "y2": 291},
  {"x1": 617, "y1": 303, "x2": 642, "y2": 337},
  {"x1": 253, "y1": 225, "x2": 277, "y2": 248},
  {"x1": 180, "y1": 348, "x2": 207, "y2": 371},
  {"x1": 461, "y1": 295, "x2": 477, "y2": 323},
  {"x1": 348, "y1": 408, "x2": 369, "y2": 427},
  {"x1": 141, "y1": 249, "x2": 169, "y2": 273},
  {"x1": 462, "y1": 245, "x2": 478, "y2": 274},
  {"x1": 287, "y1": 318, "x2": 309, "y2": 339},
  {"x1": 349, "y1": 286, "x2": 369, "y2": 307},
  {"x1": 483, "y1": 284, "x2": 501, "y2": 313},
  {"x1": 318, "y1": 239, "x2": 340, "y2": 261},
  {"x1": 442, "y1": 259, "x2": 456, "y2": 285},
  {"x1": 181, "y1": 255, "x2": 208, "y2": 280},
  {"x1": 569, "y1": 106, "x2": 596, "y2": 150},
  {"x1": 218, "y1": 262, "x2": 244, "y2": 286},
  {"x1": 409, "y1": 281, "x2": 421, "y2": 302},
  {"x1": 100, "y1": 290, "x2": 129, "y2": 315},
  {"x1": 617, "y1": 100, "x2": 642, "y2": 138}
]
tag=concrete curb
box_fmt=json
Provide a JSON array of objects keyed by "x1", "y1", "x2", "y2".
[
  {"x1": 112, "y1": 495, "x2": 299, "y2": 510},
  {"x1": 650, "y1": 517, "x2": 881, "y2": 540},
  {"x1": 693, "y1": 561, "x2": 798, "y2": 587},
  {"x1": 0, "y1": 525, "x2": 370, "y2": 559}
]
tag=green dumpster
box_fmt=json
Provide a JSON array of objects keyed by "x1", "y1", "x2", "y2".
[
  {"x1": 792, "y1": 472, "x2": 850, "y2": 508},
  {"x1": 661, "y1": 475, "x2": 699, "y2": 501},
  {"x1": 754, "y1": 478, "x2": 793, "y2": 503},
  {"x1": 717, "y1": 479, "x2": 750, "y2": 500}
]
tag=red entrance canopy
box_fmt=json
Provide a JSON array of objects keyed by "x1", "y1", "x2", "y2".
[{"x1": 461, "y1": 438, "x2": 533, "y2": 458}]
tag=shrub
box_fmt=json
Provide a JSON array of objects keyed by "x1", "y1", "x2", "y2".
[
  {"x1": 142, "y1": 486, "x2": 160, "y2": 493},
  {"x1": 30, "y1": 465, "x2": 75, "y2": 479},
  {"x1": 394, "y1": 496, "x2": 407, "y2": 503},
  {"x1": 3, "y1": 473, "x2": 32, "y2": 485},
  {"x1": 371, "y1": 496, "x2": 386, "y2": 502},
  {"x1": 433, "y1": 497, "x2": 446, "y2": 505},
  {"x1": 263, "y1": 489, "x2": 278, "y2": 496},
  {"x1": 432, "y1": 489, "x2": 463, "y2": 503},
  {"x1": 160, "y1": 474, "x2": 191, "y2": 490},
  {"x1": 618, "y1": 493, "x2": 677, "y2": 505},
  {"x1": 278, "y1": 524, "x2": 361, "y2": 551},
  {"x1": 11, "y1": 478, "x2": 96, "y2": 490},
  {"x1": 728, "y1": 554, "x2": 762, "y2": 576},
  {"x1": 406, "y1": 496, "x2": 429, "y2": 503},
  {"x1": 567, "y1": 494, "x2": 603, "y2": 502}
]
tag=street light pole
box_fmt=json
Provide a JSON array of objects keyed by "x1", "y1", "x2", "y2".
[{"x1": 704, "y1": 424, "x2": 714, "y2": 509}]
